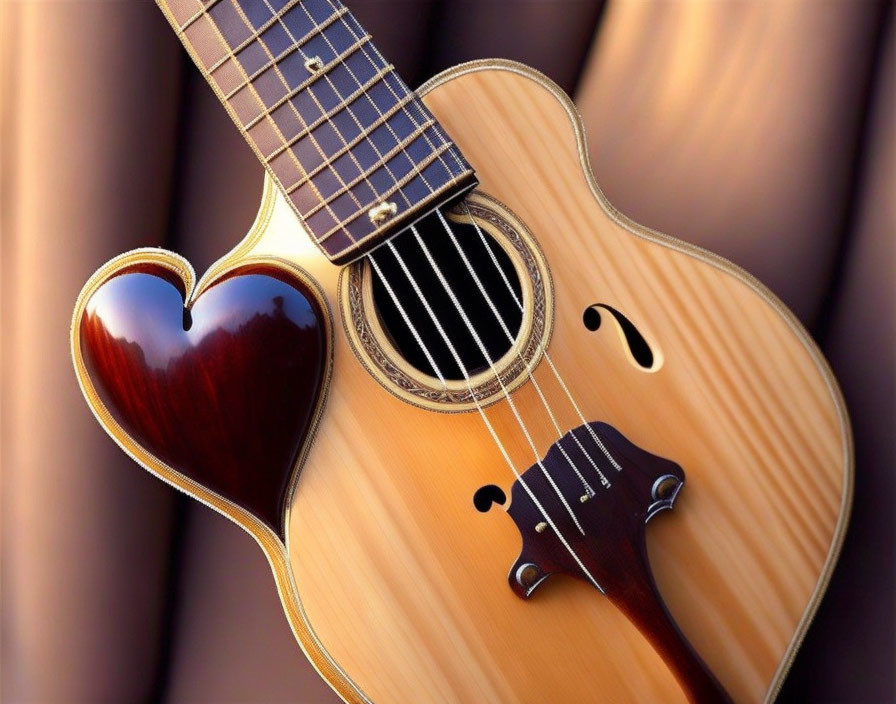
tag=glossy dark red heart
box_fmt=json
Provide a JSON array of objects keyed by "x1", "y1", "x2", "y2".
[{"x1": 78, "y1": 261, "x2": 329, "y2": 539}]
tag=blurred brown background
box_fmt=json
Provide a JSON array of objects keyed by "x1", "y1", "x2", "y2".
[{"x1": 2, "y1": 0, "x2": 893, "y2": 702}]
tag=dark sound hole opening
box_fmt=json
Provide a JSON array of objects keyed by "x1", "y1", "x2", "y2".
[
  {"x1": 370, "y1": 210, "x2": 523, "y2": 381},
  {"x1": 582, "y1": 304, "x2": 654, "y2": 369},
  {"x1": 473, "y1": 484, "x2": 507, "y2": 512}
]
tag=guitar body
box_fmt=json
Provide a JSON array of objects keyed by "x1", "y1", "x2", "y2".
[{"x1": 73, "y1": 61, "x2": 851, "y2": 703}]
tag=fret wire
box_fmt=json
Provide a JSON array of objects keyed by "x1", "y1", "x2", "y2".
[
  {"x1": 293, "y1": 1, "x2": 431, "y2": 204},
  {"x1": 326, "y1": 177, "x2": 473, "y2": 262},
  {"x1": 229, "y1": 0, "x2": 384, "y2": 221},
  {"x1": 220, "y1": 7, "x2": 349, "y2": 99},
  {"x1": 264, "y1": 0, "x2": 420, "y2": 214},
  {"x1": 207, "y1": 0, "x2": 305, "y2": 73},
  {"x1": 276, "y1": 94, "x2": 421, "y2": 180},
  {"x1": 362, "y1": 59, "x2": 466, "y2": 193},
  {"x1": 290, "y1": 117, "x2": 435, "y2": 194},
  {"x1": 310, "y1": 141, "x2": 455, "y2": 229},
  {"x1": 180, "y1": 0, "x2": 221, "y2": 32},
  {"x1": 287, "y1": 117, "x2": 437, "y2": 198},
  {"x1": 342, "y1": 6, "x2": 468, "y2": 178},
  {"x1": 183, "y1": 0, "x2": 351, "y2": 241},
  {"x1": 252, "y1": 0, "x2": 416, "y2": 219},
  {"x1": 315, "y1": 152, "x2": 467, "y2": 244},
  {"x1": 243, "y1": 34, "x2": 371, "y2": 130},
  {"x1": 335, "y1": 4, "x2": 462, "y2": 189},
  {"x1": 171, "y1": 0, "x2": 474, "y2": 259},
  {"x1": 266, "y1": 65, "x2": 397, "y2": 161}
]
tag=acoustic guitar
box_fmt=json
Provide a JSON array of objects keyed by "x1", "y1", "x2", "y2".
[{"x1": 70, "y1": 1, "x2": 852, "y2": 701}]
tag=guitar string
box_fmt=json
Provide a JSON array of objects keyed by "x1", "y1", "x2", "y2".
[
  {"x1": 457, "y1": 205, "x2": 623, "y2": 475},
  {"x1": 267, "y1": 0, "x2": 465, "y2": 234},
  {"x1": 201, "y1": 0, "x2": 567, "y2": 504},
  {"x1": 327, "y1": 0, "x2": 467, "y2": 177},
  {"x1": 325, "y1": 0, "x2": 620, "y2": 484},
  {"x1": 187, "y1": 0, "x2": 352, "y2": 242},
  {"x1": 263, "y1": 0, "x2": 598, "y2": 503},
  {"x1": 237, "y1": 0, "x2": 419, "y2": 222},
  {"x1": 321, "y1": 0, "x2": 608, "y2": 490},
  {"x1": 369, "y1": 245, "x2": 602, "y2": 589},
  {"x1": 306, "y1": 0, "x2": 460, "y2": 190},
  {"x1": 265, "y1": 0, "x2": 613, "y2": 552},
  {"x1": 327, "y1": 0, "x2": 622, "y2": 484},
  {"x1": 190, "y1": 0, "x2": 436, "y2": 256},
  {"x1": 263, "y1": 0, "x2": 442, "y2": 213},
  {"x1": 366, "y1": 256, "x2": 446, "y2": 382},
  {"x1": 307, "y1": 1, "x2": 614, "y2": 492},
  {"x1": 431, "y1": 211, "x2": 601, "y2": 497},
  {"x1": 252, "y1": 0, "x2": 456, "y2": 251},
  {"x1": 405, "y1": 226, "x2": 585, "y2": 533},
  {"x1": 430, "y1": 217, "x2": 606, "y2": 503},
  {"x1": 185, "y1": 0, "x2": 444, "y2": 395},
  {"x1": 207, "y1": 0, "x2": 599, "y2": 566}
]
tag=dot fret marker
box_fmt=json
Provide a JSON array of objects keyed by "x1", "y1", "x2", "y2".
[
  {"x1": 161, "y1": 0, "x2": 477, "y2": 264},
  {"x1": 304, "y1": 56, "x2": 324, "y2": 73},
  {"x1": 368, "y1": 201, "x2": 397, "y2": 225}
]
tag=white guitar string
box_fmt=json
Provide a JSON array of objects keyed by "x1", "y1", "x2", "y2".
[
  {"x1": 254, "y1": 0, "x2": 420, "y2": 216},
  {"x1": 320, "y1": 0, "x2": 622, "y2": 483},
  {"x1": 370, "y1": 246, "x2": 601, "y2": 590},
  {"x1": 408, "y1": 226, "x2": 585, "y2": 534},
  {"x1": 316, "y1": 0, "x2": 465, "y2": 182},
  {"x1": 301, "y1": 4, "x2": 612, "y2": 496},
  {"x1": 326, "y1": 0, "x2": 467, "y2": 178},
  {"x1": 269, "y1": 0, "x2": 597, "y2": 496},
  {"x1": 434, "y1": 211, "x2": 599, "y2": 496},
  {"x1": 226, "y1": 0, "x2": 597, "y2": 570},
  {"x1": 460, "y1": 203, "x2": 623, "y2": 476},
  {"x1": 367, "y1": 256, "x2": 446, "y2": 387}
]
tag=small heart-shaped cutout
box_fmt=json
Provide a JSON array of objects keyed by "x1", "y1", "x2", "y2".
[{"x1": 74, "y1": 254, "x2": 330, "y2": 540}]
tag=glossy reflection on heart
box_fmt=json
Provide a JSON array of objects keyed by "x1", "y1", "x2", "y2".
[{"x1": 75, "y1": 255, "x2": 330, "y2": 539}]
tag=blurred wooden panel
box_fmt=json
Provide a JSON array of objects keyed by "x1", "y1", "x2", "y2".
[
  {"x1": 781, "y1": 17, "x2": 895, "y2": 703},
  {"x1": 347, "y1": 0, "x2": 439, "y2": 86},
  {"x1": 428, "y1": 0, "x2": 605, "y2": 93},
  {"x1": 1, "y1": 3, "x2": 183, "y2": 701},
  {"x1": 576, "y1": 0, "x2": 886, "y2": 324},
  {"x1": 166, "y1": 510, "x2": 340, "y2": 703},
  {"x1": 167, "y1": 71, "x2": 264, "y2": 274}
]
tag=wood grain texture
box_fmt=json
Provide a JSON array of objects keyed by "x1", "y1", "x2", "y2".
[
  {"x1": 72, "y1": 62, "x2": 851, "y2": 704},
  {"x1": 504, "y1": 421, "x2": 730, "y2": 703},
  {"x1": 340, "y1": 193, "x2": 554, "y2": 412},
  {"x1": 271, "y1": 63, "x2": 849, "y2": 703},
  {"x1": 79, "y1": 262, "x2": 329, "y2": 538}
]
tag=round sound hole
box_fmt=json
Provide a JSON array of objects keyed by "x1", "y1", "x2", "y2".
[
  {"x1": 370, "y1": 214, "x2": 523, "y2": 380},
  {"x1": 341, "y1": 193, "x2": 553, "y2": 411}
]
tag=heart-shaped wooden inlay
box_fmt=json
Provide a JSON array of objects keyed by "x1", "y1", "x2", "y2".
[{"x1": 75, "y1": 256, "x2": 330, "y2": 540}]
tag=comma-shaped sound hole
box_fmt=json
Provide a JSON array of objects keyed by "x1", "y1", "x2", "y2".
[
  {"x1": 473, "y1": 484, "x2": 507, "y2": 512},
  {"x1": 582, "y1": 304, "x2": 654, "y2": 369}
]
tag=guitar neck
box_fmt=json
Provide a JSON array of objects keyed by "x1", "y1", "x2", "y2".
[{"x1": 157, "y1": 0, "x2": 477, "y2": 264}]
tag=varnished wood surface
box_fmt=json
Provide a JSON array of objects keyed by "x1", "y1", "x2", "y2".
[
  {"x1": 72, "y1": 62, "x2": 850, "y2": 703},
  {"x1": 274, "y1": 63, "x2": 849, "y2": 703},
  {"x1": 79, "y1": 262, "x2": 329, "y2": 538},
  {"x1": 505, "y1": 422, "x2": 730, "y2": 703}
]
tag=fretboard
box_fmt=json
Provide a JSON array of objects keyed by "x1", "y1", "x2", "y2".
[{"x1": 157, "y1": 0, "x2": 477, "y2": 264}]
